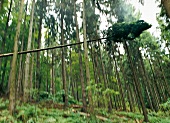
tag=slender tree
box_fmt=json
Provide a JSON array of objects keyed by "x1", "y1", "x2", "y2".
[
  {"x1": 61, "y1": 0, "x2": 68, "y2": 108},
  {"x1": 23, "y1": 0, "x2": 35, "y2": 102},
  {"x1": 74, "y1": 0, "x2": 87, "y2": 112},
  {"x1": 124, "y1": 41, "x2": 148, "y2": 122},
  {"x1": 8, "y1": 0, "x2": 25, "y2": 115},
  {"x1": 83, "y1": 0, "x2": 93, "y2": 113}
]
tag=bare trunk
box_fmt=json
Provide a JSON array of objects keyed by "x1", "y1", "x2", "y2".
[
  {"x1": 148, "y1": 59, "x2": 162, "y2": 103},
  {"x1": 50, "y1": 51, "x2": 55, "y2": 95},
  {"x1": 113, "y1": 56, "x2": 126, "y2": 111},
  {"x1": 29, "y1": 43, "x2": 34, "y2": 100},
  {"x1": 83, "y1": 0, "x2": 93, "y2": 113},
  {"x1": 16, "y1": 0, "x2": 28, "y2": 99},
  {"x1": 124, "y1": 41, "x2": 148, "y2": 122},
  {"x1": 36, "y1": 17, "x2": 42, "y2": 92},
  {"x1": 138, "y1": 50, "x2": 159, "y2": 111},
  {"x1": 9, "y1": 0, "x2": 25, "y2": 115},
  {"x1": 157, "y1": 58, "x2": 170, "y2": 97},
  {"x1": 61, "y1": 0, "x2": 68, "y2": 108},
  {"x1": 23, "y1": 0, "x2": 35, "y2": 103}
]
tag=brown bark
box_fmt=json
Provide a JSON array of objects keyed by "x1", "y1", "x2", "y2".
[
  {"x1": 161, "y1": 0, "x2": 170, "y2": 18},
  {"x1": 61, "y1": 0, "x2": 68, "y2": 109},
  {"x1": 117, "y1": 45, "x2": 134, "y2": 112},
  {"x1": 9, "y1": 0, "x2": 24, "y2": 115},
  {"x1": 90, "y1": 46, "x2": 101, "y2": 107},
  {"x1": 138, "y1": 59, "x2": 154, "y2": 111},
  {"x1": 36, "y1": 15, "x2": 42, "y2": 91},
  {"x1": 138, "y1": 50, "x2": 159, "y2": 111},
  {"x1": 148, "y1": 59, "x2": 162, "y2": 103},
  {"x1": 16, "y1": 0, "x2": 28, "y2": 99},
  {"x1": 113, "y1": 56, "x2": 126, "y2": 111},
  {"x1": 152, "y1": 60, "x2": 167, "y2": 102},
  {"x1": 83, "y1": 0, "x2": 93, "y2": 112},
  {"x1": 123, "y1": 42, "x2": 148, "y2": 122},
  {"x1": 50, "y1": 51, "x2": 55, "y2": 95},
  {"x1": 23, "y1": 0, "x2": 35, "y2": 103},
  {"x1": 157, "y1": 57, "x2": 170, "y2": 97},
  {"x1": 111, "y1": 44, "x2": 126, "y2": 111},
  {"x1": 29, "y1": 43, "x2": 34, "y2": 100},
  {"x1": 46, "y1": 29, "x2": 50, "y2": 93}
]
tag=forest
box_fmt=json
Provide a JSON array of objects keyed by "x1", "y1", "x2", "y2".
[{"x1": 0, "y1": 0, "x2": 170, "y2": 122}]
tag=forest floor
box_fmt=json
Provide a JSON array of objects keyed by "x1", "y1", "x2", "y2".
[{"x1": 0, "y1": 98, "x2": 170, "y2": 123}]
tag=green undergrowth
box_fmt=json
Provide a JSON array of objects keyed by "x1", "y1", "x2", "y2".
[
  {"x1": 1, "y1": 98, "x2": 170, "y2": 123},
  {"x1": 113, "y1": 110, "x2": 170, "y2": 123},
  {"x1": 0, "y1": 98, "x2": 110, "y2": 123}
]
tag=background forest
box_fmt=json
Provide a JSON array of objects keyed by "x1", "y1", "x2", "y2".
[{"x1": 0, "y1": 0, "x2": 170, "y2": 122}]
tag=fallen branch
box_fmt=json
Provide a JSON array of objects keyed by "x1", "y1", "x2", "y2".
[{"x1": 77, "y1": 111, "x2": 113, "y2": 122}]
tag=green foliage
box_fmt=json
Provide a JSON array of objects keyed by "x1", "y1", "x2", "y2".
[
  {"x1": 95, "y1": 108, "x2": 109, "y2": 117},
  {"x1": 16, "y1": 104, "x2": 41, "y2": 122},
  {"x1": 106, "y1": 20, "x2": 152, "y2": 42},
  {"x1": 0, "y1": 98, "x2": 88, "y2": 123},
  {"x1": 0, "y1": 98, "x2": 9, "y2": 110},
  {"x1": 104, "y1": 20, "x2": 152, "y2": 53},
  {"x1": 160, "y1": 98, "x2": 170, "y2": 113},
  {"x1": 103, "y1": 88, "x2": 119, "y2": 96},
  {"x1": 115, "y1": 111, "x2": 143, "y2": 120},
  {"x1": 34, "y1": 90, "x2": 79, "y2": 105}
]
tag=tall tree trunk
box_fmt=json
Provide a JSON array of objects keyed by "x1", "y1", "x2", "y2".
[
  {"x1": 16, "y1": 0, "x2": 28, "y2": 99},
  {"x1": 138, "y1": 59, "x2": 154, "y2": 111},
  {"x1": 74, "y1": 0, "x2": 87, "y2": 112},
  {"x1": 8, "y1": 0, "x2": 25, "y2": 115},
  {"x1": 50, "y1": 51, "x2": 55, "y2": 95},
  {"x1": 83, "y1": 0, "x2": 93, "y2": 113},
  {"x1": 29, "y1": 43, "x2": 34, "y2": 100},
  {"x1": 16, "y1": 37, "x2": 24, "y2": 99},
  {"x1": 36, "y1": 1, "x2": 44, "y2": 92},
  {"x1": 123, "y1": 41, "x2": 148, "y2": 122},
  {"x1": 138, "y1": 50, "x2": 159, "y2": 111},
  {"x1": 46, "y1": 28, "x2": 50, "y2": 93},
  {"x1": 127, "y1": 83, "x2": 133, "y2": 112},
  {"x1": 148, "y1": 59, "x2": 162, "y2": 104},
  {"x1": 61, "y1": 0, "x2": 68, "y2": 108},
  {"x1": 23, "y1": 0, "x2": 35, "y2": 103},
  {"x1": 157, "y1": 57, "x2": 170, "y2": 97},
  {"x1": 90, "y1": 45, "x2": 102, "y2": 107},
  {"x1": 117, "y1": 45, "x2": 132, "y2": 111},
  {"x1": 152, "y1": 60, "x2": 167, "y2": 102},
  {"x1": 98, "y1": 41, "x2": 112, "y2": 111},
  {"x1": 113, "y1": 55, "x2": 126, "y2": 111}
]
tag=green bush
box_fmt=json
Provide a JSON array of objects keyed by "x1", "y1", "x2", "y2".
[{"x1": 160, "y1": 98, "x2": 170, "y2": 112}]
